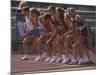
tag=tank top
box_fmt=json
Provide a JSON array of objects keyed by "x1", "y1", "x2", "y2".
[
  {"x1": 72, "y1": 16, "x2": 88, "y2": 36},
  {"x1": 51, "y1": 16, "x2": 60, "y2": 27},
  {"x1": 44, "y1": 22, "x2": 52, "y2": 32},
  {"x1": 25, "y1": 16, "x2": 34, "y2": 32}
]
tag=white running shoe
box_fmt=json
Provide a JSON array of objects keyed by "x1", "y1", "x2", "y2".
[
  {"x1": 34, "y1": 56, "x2": 41, "y2": 61},
  {"x1": 83, "y1": 58, "x2": 89, "y2": 63},
  {"x1": 44, "y1": 57, "x2": 51, "y2": 62},
  {"x1": 69, "y1": 59, "x2": 77, "y2": 64},
  {"x1": 61, "y1": 58, "x2": 70, "y2": 64},
  {"x1": 61, "y1": 55, "x2": 70, "y2": 64},
  {"x1": 77, "y1": 58, "x2": 84, "y2": 65},
  {"x1": 82, "y1": 55, "x2": 92, "y2": 64},
  {"x1": 55, "y1": 57, "x2": 62, "y2": 63},
  {"x1": 20, "y1": 56, "x2": 29, "y2": 60},
  {"x1": 49, "y1": 56, "x2": 57, "y2": 63}
]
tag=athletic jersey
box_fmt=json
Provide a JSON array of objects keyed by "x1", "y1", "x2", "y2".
[
  {"x1": 25, "y1": 16, "x2": 34, "y2": 32},
  {"x1": 52, "y1": 15, "x2": 67, "y2": 32},
  {"x1": 34, "y1": 19, "x2": 44, "y2": 31},
  {"x1": 43, "y1": 22, "x2": 52, "y2": 32},
  {"x1": 71, "y1": 16, "x2": 88, "y2": 36},
  {"x1": 51, "y1": 16, "x2": 60, "y2": 27},
  {"x1": 38, "y1": 17, "x2": 45, "y2": 30}
]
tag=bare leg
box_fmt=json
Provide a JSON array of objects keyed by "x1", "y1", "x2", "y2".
[{"x1": 21, "y1": 36, "x2": 31, "y2": 60}]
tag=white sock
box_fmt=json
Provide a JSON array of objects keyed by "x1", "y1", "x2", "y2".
[{"x1": 42, "y1": 53, "x2": 47, "y2": 59}]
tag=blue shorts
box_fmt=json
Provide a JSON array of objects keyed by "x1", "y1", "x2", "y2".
[{"x1": 34, "y1": 28, "x2": 44, "y2": 37}]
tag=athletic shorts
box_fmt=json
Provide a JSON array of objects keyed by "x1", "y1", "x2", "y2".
[{"x1": 34, "y1": 28, "x2": 44, "y2": 37}]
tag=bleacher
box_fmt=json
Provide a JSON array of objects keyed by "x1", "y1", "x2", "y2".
[{"x1": 11, "y1": 0, "x2": 96, "y2": 52}]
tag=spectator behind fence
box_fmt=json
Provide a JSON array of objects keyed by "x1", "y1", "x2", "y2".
[{"x1": 15, "y1": 1, "x2": 28, "y2": 40}]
